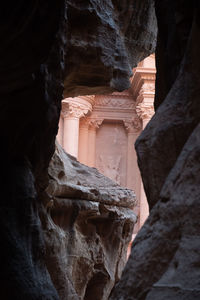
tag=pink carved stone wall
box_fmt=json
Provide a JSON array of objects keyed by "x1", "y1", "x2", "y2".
[
  {"x1": 96, "y1": 121, "x2": 127, "y2": 187},
  {"x1": 57, "y1": 55, "x2": 156, "y2": 238}
]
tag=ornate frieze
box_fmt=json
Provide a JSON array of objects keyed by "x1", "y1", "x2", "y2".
[{"x1": 95, "y1": 95, "x2": 135, "y2": 109}]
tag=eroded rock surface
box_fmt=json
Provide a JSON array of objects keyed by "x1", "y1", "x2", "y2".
[
  {"x1": 0, "y1": 1, "x2": 156, "y2": 299},
  {"x1": 64, "y1": 0, "x2": 157, "y2": 96},
  {"x1": 42, "y1": 143, "x2": 136, "y2": 300},
  {"x1": 110, "y1": 1, "x2": 200, "y2": 300},
  {"x1": 0, "y1": 2, "x2": 66, "y2": 299}
]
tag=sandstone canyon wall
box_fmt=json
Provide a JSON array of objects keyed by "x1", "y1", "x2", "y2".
[
  {"x1": 64, "y1": 0, "x2": 157, "y2": 97},
  {"x1": 110, "y1": 1, "x2": 200, "y2": 299},
  {"x1": 3, "y1": 1, "x2": 200, "y2": 300},
  {"x1": 0, "y1": 1, "x2": 156, "y2": 299},
  {"x1": 0, "y1": 2, "x2": 66, "y2": 299}
]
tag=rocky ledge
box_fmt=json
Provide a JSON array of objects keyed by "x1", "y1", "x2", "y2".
[{"x1": 41, "y1": 143, "x2": 136, "y2": 300}]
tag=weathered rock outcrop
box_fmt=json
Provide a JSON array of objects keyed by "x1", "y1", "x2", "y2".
[
  {"x1": 0, "y1": 2, "x2": 66, "y2": 299},
  {"x1": 64, "y1": 0, "x2": 157, "y2": 96},
  {"x1": 110, "y1": 1, "x2": 200, "y2": 300},
  {"x1": 0, "y1": 1, "x2": 156, "y2": 299},
  {"x1": 42, "y1": 143, "x2": 136, "y2": 300},
  {"x1": 3, "y1": 1, "x2": 198, "y2": 299}
]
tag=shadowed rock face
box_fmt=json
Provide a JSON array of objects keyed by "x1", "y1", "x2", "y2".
[
  {"x1": 110, "y1": 1, "x2": 200, "y2": 300},
  {"x1": 64, "y1": 0, "x2": 157, "y2": 96},
  {"x1": 0, "y1": 1, "x2": 156, "y2": 299},
  {"x1": 42, "y1": 143, "x2": 136, "y2": 300},
  {"x1": 0, "y1": 2, "x2": 66, "y2": 299},
  {"x1": 3, "y1": 0, "x2": 200, "y2": 299}
]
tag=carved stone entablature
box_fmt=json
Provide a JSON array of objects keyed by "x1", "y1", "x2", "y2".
[
  {"x1": 88, "y1": 118, "x2": 104, "y2": 129},
  {"x1": 95, "y1": 95, "x2": 135, "y2": 110},
  {"x1": 61, "y1": 97, "x2": 92, "y2": 119},
  {"x1": 136, "y1": 102, "x2": 154, "y2": 120},
  {"x1": 123, "y1": 117, "x2": 142, "y2": 133}
]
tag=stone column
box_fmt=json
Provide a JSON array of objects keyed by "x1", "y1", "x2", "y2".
[
  {"x1": 78, "y1": 118, "x2": 90, "y2": 165},
  {"x1": 87, "y1": 119, "x2": 103, "y2": 167},
  {"x1": 124, "y1": 117, "x2": 142, "y2": 192},
  {"x1": 56, "y1": 116, "x2": 64, "y2": 146},
  {"x1": 62, "y1": 98, "x2": 92, "y2": 158},
  {"x1": 124, "y1": 117, "x2": 142, "y2": 236},
  {"x1": 136, "y1": 102, "x2": 154, "y2": 227}
]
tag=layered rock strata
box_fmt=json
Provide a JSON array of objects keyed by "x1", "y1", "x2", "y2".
[{"x1": 42, "y1": 143, "x2": 136, "y2": 300}]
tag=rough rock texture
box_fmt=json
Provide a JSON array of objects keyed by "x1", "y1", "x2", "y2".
[
  {"x1": 47, "y1": 143, "x2": 135, "y2": 209},
  {"x1": 0, "y1": 1, "x2": 157, "y2": 299},
  {"x1": 0, "y1": 2, "x2": 66, "y2": 299},
  {"x1": 110, "y1": 1, "x2": 200, "y2": 300},
  {"x1": 42, "y1": 143, "x2": 136, "y2": 300},
  {"x1": 64, "y1": 0, "x2": 157, "y2": 96}
]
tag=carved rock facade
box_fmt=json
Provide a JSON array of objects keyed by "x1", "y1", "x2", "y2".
[{"x1": 58, "y1": 55, "x2": 155, "y2": 234}]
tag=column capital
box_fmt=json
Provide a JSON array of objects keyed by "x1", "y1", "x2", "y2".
[
  {"x1": 123, "y1": 117, "x2": 142, "y2": 133},
  {"x1": 61, "y1": 98, "x2": 92, "y2": 119},
  {"x1": 136, "y1": 102, "x2": 154, "y2": 121},
  {"x1": 88, "y1": 118, "x2": 103, "y2": 129}
]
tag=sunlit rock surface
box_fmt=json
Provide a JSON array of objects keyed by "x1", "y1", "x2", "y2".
[{"x1": 42, "y1": 143, "x2": 136, "y2": 300}]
